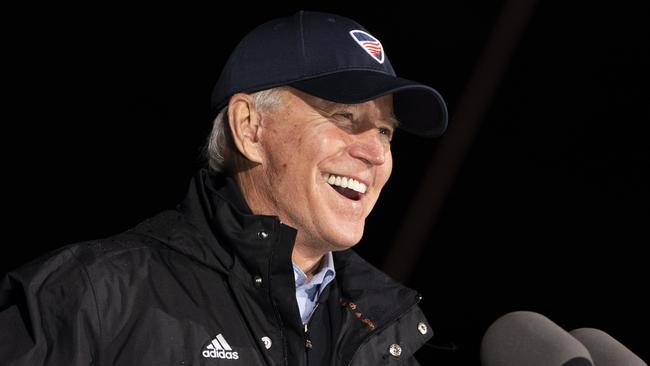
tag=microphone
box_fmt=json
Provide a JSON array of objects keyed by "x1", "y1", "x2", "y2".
[
  {"x1": 569, "y1": 328, "x2": 647, "y2": 366},
  {"x1": 481, "y1": 311, "x2": 593, "y2": 366}
]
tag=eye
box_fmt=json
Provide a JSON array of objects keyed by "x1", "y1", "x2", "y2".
[{"x1": 378, "y1": 127, "x2": 394, "y2": 140}]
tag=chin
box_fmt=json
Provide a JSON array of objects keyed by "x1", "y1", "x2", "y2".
[{"x1": 327, "y1": 224, "x2": 365, "y2": 251}]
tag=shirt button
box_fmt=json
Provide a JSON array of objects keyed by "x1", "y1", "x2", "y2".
[
  {"x1": 257, "y1": 231, "x2": 269, "y2": 240},
  {"x1": 389, "y1": 343, "x2": 402, "y2": 357},
  {"x1": 418, "y1": 322, "x2": 428, "y2": 335},
  {"x1": 254, "y1": 275, "x2": 263, "y2": 287}
]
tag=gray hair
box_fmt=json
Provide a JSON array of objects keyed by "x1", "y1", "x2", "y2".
[{"x1": 204, "y1": 87, "x2": 286, "y2": 173}]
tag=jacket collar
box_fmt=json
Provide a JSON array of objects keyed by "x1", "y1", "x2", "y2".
[{"x1": 175, "y1": 169, "x2": 297, "y2": 284}]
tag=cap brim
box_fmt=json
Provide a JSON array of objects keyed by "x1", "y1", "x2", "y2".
[{"x1": 291, "y1": 70, "x2": 448, "y2": 137}]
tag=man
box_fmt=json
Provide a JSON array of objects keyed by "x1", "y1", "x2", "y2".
[{"x1": 0, "y1": 11, "x2": 447, "y2": 365}]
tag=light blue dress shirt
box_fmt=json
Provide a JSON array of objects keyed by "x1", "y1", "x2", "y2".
[{"x1": 292, "y1": 252, "x2": 336, "y2": 324}]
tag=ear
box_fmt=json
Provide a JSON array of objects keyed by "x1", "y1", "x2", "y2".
[{"x1": 228, "y1": 93, "x2": 264, "y2": 164}]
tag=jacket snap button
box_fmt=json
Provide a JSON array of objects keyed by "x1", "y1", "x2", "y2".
[
  {"x1": 254, "y1": 275, "x2": 263, "y2": 287},
  {"x1": 418, "y1": 322, "x2": 428, "y2": 335},
  {"x1": 389, "y1": 343, "x2": 402, "y2": 357},
  {"x1": 257, "y1": 231, "x2": 269, "y2": 240}
]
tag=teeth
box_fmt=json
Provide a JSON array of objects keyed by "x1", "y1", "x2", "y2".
[{"x1": 324, "y1": 173, "x2": 367, "y2": 194}]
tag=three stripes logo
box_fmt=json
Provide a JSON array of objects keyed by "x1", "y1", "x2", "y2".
[
  {"x1": 202, "y1": 333, "x2": 239, "y2": 360},
  {"x1": 349, "y1": 30, "x2": 385, "y2": 64}
]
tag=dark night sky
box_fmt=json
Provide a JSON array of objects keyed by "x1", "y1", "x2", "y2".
[{"x1": 4, "y1": 1, "x2": 648, "y2": 364}]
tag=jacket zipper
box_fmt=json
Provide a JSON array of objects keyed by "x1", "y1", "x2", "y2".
[
  {"x1": 344, "y1": 294, "x2": 421, "y2": 366},
  {"x1": 303, "y1": 300, "x2": 323, "y2": 366}
]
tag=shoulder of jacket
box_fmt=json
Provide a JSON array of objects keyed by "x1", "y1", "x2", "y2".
[
  {"x1": 6, "y1": 210, "x2": 189, "y2": 288},
  {"x1": 70, "y1": 208, "x2": 202, "y2": 265}
]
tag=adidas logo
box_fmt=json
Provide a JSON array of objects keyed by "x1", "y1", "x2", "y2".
[{"x1": 202, "y1": 334, "x2": 239, "y2": 360}]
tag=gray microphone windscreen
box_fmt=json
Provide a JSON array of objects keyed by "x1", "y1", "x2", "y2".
[
  {"x1": 570, "y1": 328, "x2": 647, "y2": 366},
  {"x1": 481, "y1": 311, "x2": 593, "y2": 366}
]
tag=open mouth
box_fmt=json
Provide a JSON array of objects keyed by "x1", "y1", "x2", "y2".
[
  {"x1": 324, "y1": 173, "x2": 366, "y2": 202},
  {"x1": 331, "y1": 185, "x2": 362, "y2": 201}
]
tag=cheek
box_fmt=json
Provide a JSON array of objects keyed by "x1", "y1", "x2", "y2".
[
  {"x1": 302, "y1": 130, "x2": 345, "y2": 162},
  {"x1": 260, "y1": 141, "x2": 293, "y2": 186},
  {"x1": 264, "y1": 129, "x2": 331, "y2": 177}
]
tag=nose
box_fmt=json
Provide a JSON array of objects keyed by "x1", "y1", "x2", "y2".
[{"x1": 347, "y1": 130, "x2": 387, "y2": 166}]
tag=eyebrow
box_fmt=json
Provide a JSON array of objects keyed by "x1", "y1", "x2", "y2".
[{"x1": 385, "y1": 115, "x2": 401, "y2": 129}]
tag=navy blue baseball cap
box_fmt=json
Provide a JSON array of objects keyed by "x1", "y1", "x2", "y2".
[{"x1": 211, "y1": 11, "x2": 448, "y2": 137}]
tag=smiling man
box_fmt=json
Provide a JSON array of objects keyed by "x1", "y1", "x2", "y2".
[
  {"x1": 229, "y1": 89, "x2": 396, "y2": 271},
  {"x1": 1, "y1": 11, "x2": 447, "y2": 366}
]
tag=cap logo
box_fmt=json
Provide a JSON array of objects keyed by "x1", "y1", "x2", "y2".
[{"x1": 349, "y1": 30, "x2": 385, "y2": 64}]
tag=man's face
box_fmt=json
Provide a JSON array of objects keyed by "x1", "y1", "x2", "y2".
[{"x1": 252, "y1": 88, "x2": 395, "y2": 254}]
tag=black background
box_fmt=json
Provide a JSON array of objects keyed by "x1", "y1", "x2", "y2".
[{"x1": 4, "y1": 1, "x2": 648, "y2": 364}]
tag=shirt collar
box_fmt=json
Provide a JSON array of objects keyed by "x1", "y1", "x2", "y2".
[{"x1": 293, "y1": 251, "x2": 336, "y2": 288}]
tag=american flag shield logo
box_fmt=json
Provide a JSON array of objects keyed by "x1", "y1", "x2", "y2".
[{"x1": 349, "y1": 30, "x2": 385, "y2": 64}]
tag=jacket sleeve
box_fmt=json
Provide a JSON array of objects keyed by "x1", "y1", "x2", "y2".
[{"x1": 0, "y1": 249, "x2": 102, "y2": 365}]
